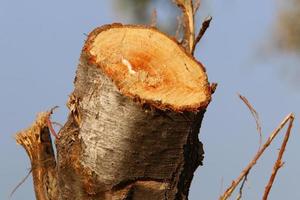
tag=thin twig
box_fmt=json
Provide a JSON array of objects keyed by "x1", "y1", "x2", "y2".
[
  {"x1": 219, "y1": 113, "x2": 294, "y2": 200},
  {"x1": 193, "y1": 0, "x2": 201, "y2": 14},
  {"x1": 210, "y1": 82, "x2": 218, "y2": 94},
  {"x1": 9, "y1": 169, "x2": 32, "y2": 199},
  {"x1": 235, "y1": 94, "x2": 262, "y2": 199},
  {"x1": 236, "y1": 172, "x2": 248, "y2": 200},
  {"x1": 192, "y1": 16, "x2": 212, "y2": 54},
  {"x1": 239, "y1": 94, "x2": 263, "y2": 150},
  {"x1": 52, "y1": 121, "x2": 63, "y2": 129},
  {"x1": 151, "y1": 9, "x2": 157, "y2": 27},
  {"x1": 47, "y1": 106, "x2": 59, "y2": 138},
  {"x1": 262, "y1": 114, "x2": 294, "y2": 200}
]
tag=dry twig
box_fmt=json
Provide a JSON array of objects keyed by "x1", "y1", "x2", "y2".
[
  {"x1": 219, "y1": 113, "x2": 294, "y2": 200},
  {"x1": 173, "y1": 0, "x2": 212, "y2": 55},
  {"x1": 236, "y1": 172, "x2": 248, "y2": 200},
  {"x1": 9, "y1": 169, "x2": 32, "y2": 199},
  {"x1": 46, "y1": 106, "x2": 59, "y2": 138},
  {"x1": 262, "y1": 114, "x2": 294, "y2": 200},
  {"x1": 239, "y1": 94, "x2": 262, "y2": 150},
  {"x1": 192, "y1": 16, "x2": 212, "y2": 54},
  {"x1": 51, "y1": 121, "x2": 63, "y2": 129}
]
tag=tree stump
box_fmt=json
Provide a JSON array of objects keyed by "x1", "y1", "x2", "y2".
[
  {"x1": 57, "y1": 24, "x2": 212, "y2": 199},
  {"x1": 16, "y1": 23, "x2": 213, "y2": 200}
]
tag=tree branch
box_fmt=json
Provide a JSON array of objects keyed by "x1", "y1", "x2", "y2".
[
  {"x1": 192, "y1": 16, "x2": 212, "y2": 54},
  {"x1": 262, "y1": 114, "x2": 295, "y2": 200},
  {"x1": 219, "y1": 113, "x2": 294, "y2": 200}
]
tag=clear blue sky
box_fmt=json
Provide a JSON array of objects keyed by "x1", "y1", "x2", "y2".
[{"x1": 0, "y1": 1, "x2": 299, "y2": 199}]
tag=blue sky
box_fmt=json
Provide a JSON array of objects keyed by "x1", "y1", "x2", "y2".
[{"x1": 0, "y1": 1, "x2": 299, "y2": 199}]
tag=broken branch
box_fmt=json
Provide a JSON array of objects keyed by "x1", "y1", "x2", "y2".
[
  {"x1": 262, "y1": 114, "x2": 295, "y2": 200},
  {"x1": 219, "y1": 113, "x2": 294, "y2": 200},
  {"x1": 192, "y1": 16, "x2": 212, "y2": 54}
]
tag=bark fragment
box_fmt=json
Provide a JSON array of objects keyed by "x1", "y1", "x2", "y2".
[{"x1": 15, "y1": 112, "x2": 58, "y2": 200}]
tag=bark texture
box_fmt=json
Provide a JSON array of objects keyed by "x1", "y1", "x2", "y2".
[
  {"x1": 56, "y1": 24, "x2": 212, "y2": 200},
  {"x1": 15, "y1": 23, "x2": 213, "y2": 200}
]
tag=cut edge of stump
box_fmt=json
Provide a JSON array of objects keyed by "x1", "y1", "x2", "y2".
[{"x1": 83, "y1": 23, "x2": 212, "y2": 112}]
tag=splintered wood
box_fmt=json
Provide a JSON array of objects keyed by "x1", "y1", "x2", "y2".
[
  {"x1": 84, "y1": 24, "x2": 211, "y2": 112},
  {"x1": 15, "y1": 112, "x2": 57, "y2": 200}
]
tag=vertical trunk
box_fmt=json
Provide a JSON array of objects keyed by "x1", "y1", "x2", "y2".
[
  {"x1": 15, "y1": 21, "x2": 212, "y2": 199},
  {"x1": 55, "y1": 24, "x2": 212, "y2": 200}
]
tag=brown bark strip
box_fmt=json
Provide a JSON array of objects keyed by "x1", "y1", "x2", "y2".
[{"x1": 15, "y1": 112, "x2": 58, "y2": 200}]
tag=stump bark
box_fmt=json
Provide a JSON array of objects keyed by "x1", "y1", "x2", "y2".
[{"x1": 16, "y1": 23, "x2": 213, "y2": 200}]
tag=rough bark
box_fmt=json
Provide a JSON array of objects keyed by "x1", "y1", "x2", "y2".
[
  {"x1": 56, "y1": 24, "x2": 212, "y2": 200},
  {"x1": 16, "y1": 23, "x2": 213, "y2": 200}
]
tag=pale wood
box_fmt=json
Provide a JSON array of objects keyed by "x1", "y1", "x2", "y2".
[{"x1": 84, "y1": 24, "x2": 211, "y2": 112}]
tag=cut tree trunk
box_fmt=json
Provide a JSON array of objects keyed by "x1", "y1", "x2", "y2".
[{"x1": 16, "y1": 23, "x2": 213, "y2": 200}]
